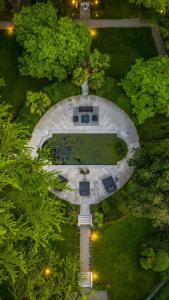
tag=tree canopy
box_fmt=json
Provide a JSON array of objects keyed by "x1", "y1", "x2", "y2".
[
  {"x1": 140, "y1": 247, "x2": 169, "y2": 272},
  {"x1": 120, "y1": 56, "x2": 169, "y2": 124},
  {"x1": 26, "y1": 90, "x2": 51, "y2": 116},
  {"x1": 128, "y1": 137, "x2": 169, "y2": 228},
  {"x1": 13, "y1": 2, "x2": 91, "y2": 80},
  {"x1": 129, "y1": 0, "x2": 169, "y2": 13},
  {"x1": 0, "y1": 103, "x2": 80, "y2": 299},
  {"x1": 73, "y1": 49, "x2": 110, "y2": 90}
]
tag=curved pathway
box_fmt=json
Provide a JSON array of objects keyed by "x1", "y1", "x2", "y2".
[{"x1": 29, "y1": 95, "x2": 139, "y2": 205}]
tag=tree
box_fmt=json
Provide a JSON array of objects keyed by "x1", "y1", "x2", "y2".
[
  {"x1": 0, "y1": 104, "x2": 80, "y2": 298},
  {"x1": 10, "y1": 248, "x2": 80, "y2": 300},
  {"x1": 128, "y1": 138, "x2": 169, "y2": 227},
  {"x1": 73, "y1": 49, "x2": 110, "y2": 91},
  {"x1": 120, "y1": 56, "x2": 169, "y2": 124},
  {"x1": 13, "y1": 2, "x2": 91, "y2": 80},
  {"x1": 26, "y1": 90, "x2": 51, "y2": 116},
  {"x1": 140, "y1": 247, "x2": 169, "y2": 272},
  {"x1": 129, "y1": 0, "x2": 169, "y2": 13}
]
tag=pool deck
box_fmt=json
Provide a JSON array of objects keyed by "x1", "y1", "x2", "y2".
[{"x1": 29, "y1": 95, "x2": 139, "y2": 205}]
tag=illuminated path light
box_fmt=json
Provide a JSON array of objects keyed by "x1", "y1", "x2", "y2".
[
  {"x1": 6, "y1": 25, "x2": 14, "y2": 35},
  {"x1": 90, "y1": 28, "x2": 97, "y2": 38}
]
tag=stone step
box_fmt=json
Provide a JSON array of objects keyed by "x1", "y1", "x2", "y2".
[
  {"x1": 78, "y1": 214, "x2": 92, "y2": 226},
  {"x1": 79, "y1": 272, "x2": 92, "y2": 288}
]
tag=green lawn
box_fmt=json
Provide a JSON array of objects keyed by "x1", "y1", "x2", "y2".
[
  {"x1": 92, "y1": 28, "x2": 157, "y2": 79},
  {"x1": 91, "y1": 0, "x2": 144, "y2": 19},
  {"x1": 41, "y1": 134, "x2": 127, "y2": 165},
  {"x1": 0, "y1": 31, "x2": 46, "y2": 113},
  {"x1": 92, "y1": 217, "x2": 159, "y2": 300}
]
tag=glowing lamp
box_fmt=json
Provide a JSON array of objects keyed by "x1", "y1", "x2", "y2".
[
  {"x1": 43, "y1": 267, "x2": 52, "y2": 277},
  {"x1": 7, "y1": 25, "x2": 14, "y2": 35},
  {"x1": 90, "y1": 28, "x2": 97, "y2": 38},
  {"x1": 91, "y1": 231, "x2": 99, "y2": 242},
  {"x1": 92, "y1": 271, "x2": 99, "y2": 281}
]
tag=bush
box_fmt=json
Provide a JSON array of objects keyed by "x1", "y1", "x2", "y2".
[{"x1": 140, "y1": 247, "x2": 169, "y2": 272}]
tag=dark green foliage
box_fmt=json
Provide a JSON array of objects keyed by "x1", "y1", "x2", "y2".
[
  {"x1": 0, "y1": 31, "x2": 45, "y2": 113},
  {"x1": 120, "y1": 57, "x2": 169, "y2": 124},
  {"x1": 13, "y1": 2, "x2": 91, "y2": 80},
  {"x1": 17, "y1": 80, "x2": 80, "y2": 132},
  {"x1": 128, "y1": 138, "x2": 169, "y2": 227},
  {"x1": 160, "y1": 15, "x2": 169, "y2": 50},
  {"x1": 140, "y1": 247, "x2": 169, "y2": 272},
  {"x1": 0, "y1": 104, "x2": 80, "y2": 299},
  {"x1": 73, "y1": 49, "x2": 110, "y2": 91},
  {"x1": 154, "y1": 282, "x2": 169, "y2": 299},
  {"x1": 129, "y1": 0, "x2": 169, "y2": 13},
  {"x1": 0, "y1": 0, "x2": 4, "y2": 16}
]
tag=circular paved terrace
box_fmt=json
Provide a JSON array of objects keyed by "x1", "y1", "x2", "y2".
[{"x1": 29, "y1": 95, "x2": 140, "y2": 205}]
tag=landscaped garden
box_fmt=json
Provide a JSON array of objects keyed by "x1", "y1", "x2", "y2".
[
  {"x1": 41, "y1": 134, "x2": 127, "y2": 165},
  {"x1": 91, "y1": 217, "x2": 159, "y2": 300},
  {"x1": 0, "y1": 0, "x2": 169, "y2": 299}
]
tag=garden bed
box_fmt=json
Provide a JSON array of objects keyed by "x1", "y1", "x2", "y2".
[{"x1": 40, "y1": 133, "x2": 127, "y2": 165}]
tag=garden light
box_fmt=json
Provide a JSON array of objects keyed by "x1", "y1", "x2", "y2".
[
  {"x1": 90, "y1": 28, "x2": 97, "y2": 38},
  {"x1": 91, "y1": 231, "x2": 99, "y2": 242},
  {"x1": 43, "y1": 267, "x2": 53, "y2": 277},
  {"x1": 6, "y1": 25, "x2": 14, "y2": 35},
  {"x1": 92, "y1": 271, "x2": 99, "y2": 281}
]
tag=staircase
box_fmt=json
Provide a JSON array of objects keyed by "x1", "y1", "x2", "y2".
[
  {"x1": 79, "y1": 272, "x2": 93, "y2": 288},
  {"x1": 78, "y1": 214, "x2": 92, "y2": 226}
]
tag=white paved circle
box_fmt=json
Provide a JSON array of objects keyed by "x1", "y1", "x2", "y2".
[{"x1": 29, "y1": 95, "x2": 140, "y2": 205}]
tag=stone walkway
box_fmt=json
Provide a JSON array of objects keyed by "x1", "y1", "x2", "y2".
[
  {"x1": 76, "y1": 18, "x2": 150, "y2": 27},
  {"x1": 0, "y1": 21, "x2": 14, "y2": 29},
  {"x1": 30, "y1": 95, "x2": 139, "y2": 205}
]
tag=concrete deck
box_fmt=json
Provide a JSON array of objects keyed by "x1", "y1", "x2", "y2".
[{"x1": 29, "y1": 95, "x2": 139, "y2": 205}]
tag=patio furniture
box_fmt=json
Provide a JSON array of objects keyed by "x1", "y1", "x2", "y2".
[
  {"x1": 79, "y1": 181, "x2": 90, "y2": 196},
  {"x1": 58, "y1": 174, "x2": 68, "y2": 183},
  {"x1": 81, "y1": 114, "x2": 90, "y2": 123},
  {"x1": 73, "y1": 115, "x2": 78, "y2": 122},
  {"x1": 102, "y1": 176, "x2": 117, "y2": 193},
  {"x1": 79, "y1": 106, "x2": 93, "y2": 112},
  {"x1": 92, "y1": 115, "x2": 98, "y2": 122}
]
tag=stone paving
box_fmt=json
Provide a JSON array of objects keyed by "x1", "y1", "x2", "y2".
[{"x1": 29, "y1": 95, "x2": 140, "y2": 205}]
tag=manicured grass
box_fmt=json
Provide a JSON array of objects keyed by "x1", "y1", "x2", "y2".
[
  {"x1": 42, "y1": 134, "x2": 127, "y2": 165},
  {"x1": 91, "y1": 0, "x2": 143, "y2": 19},
  {"x1": 92, "y1": 28, "x2": 157, "y2": 79},
  {"x1": 0, "y1": 31, "x2": 46, "y2": 112},
  {"x1": 92, "y1": 217, "x2": 159, "y2": 300}
]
